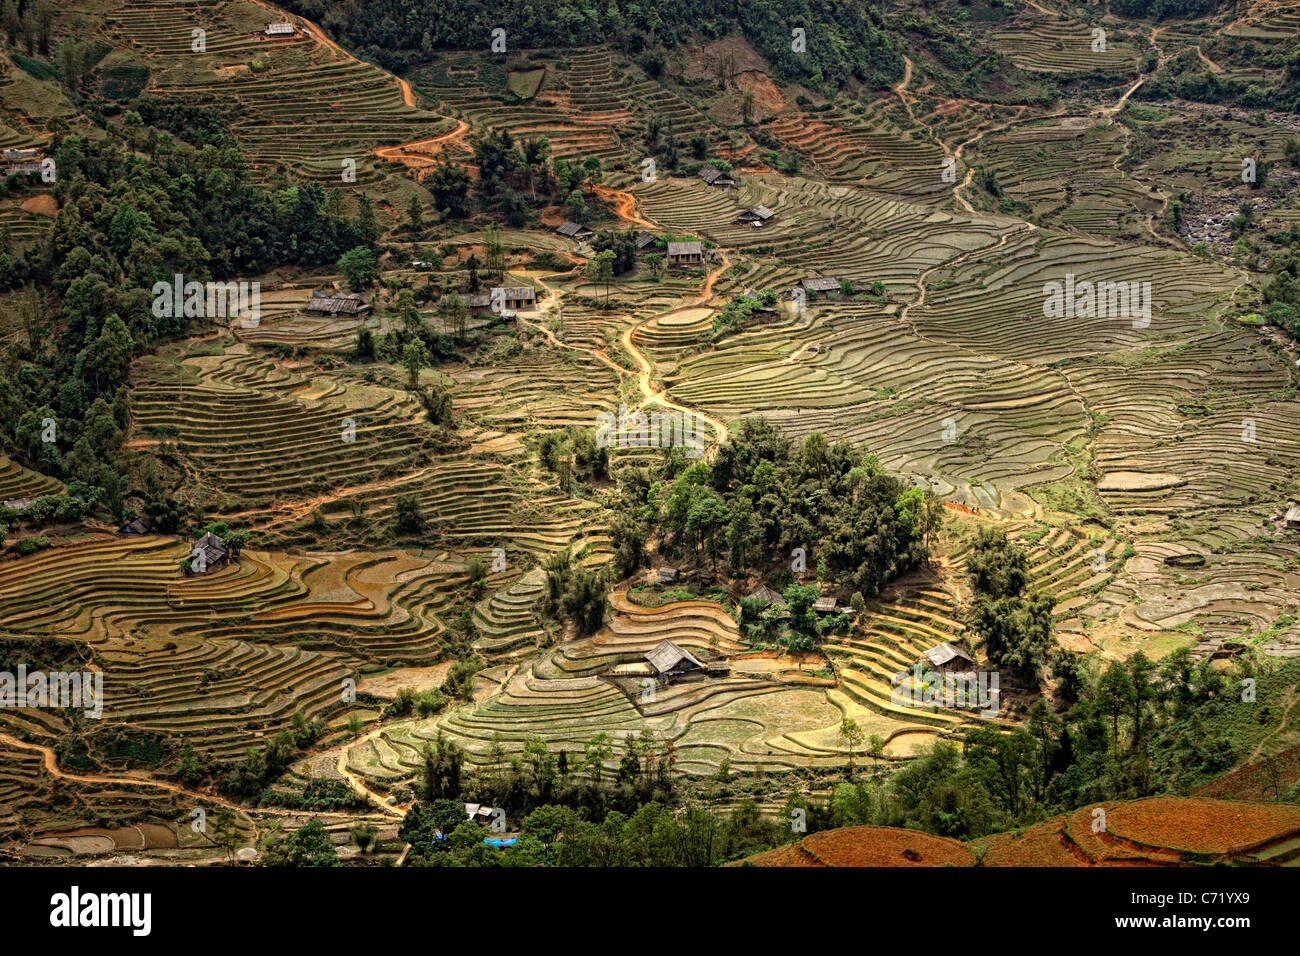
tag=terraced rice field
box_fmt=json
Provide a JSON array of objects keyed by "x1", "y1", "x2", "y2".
[
  {"x1": 98, "y1": 0, "x2": 454, "y2": 178},
  {"x1": 3, "y1": 0, "x2": 1298, "y2": 861}
]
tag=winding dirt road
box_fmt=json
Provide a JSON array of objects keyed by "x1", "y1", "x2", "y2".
[
  {"x1": 373, "y1": 120, "x2": 472, "y2": 171},
  {"x1": 0, "y1": 731, "x2": 262, "y2": 843},
  {"x1": 593, "y1": 183, "x2": 657, "y2": 229}
]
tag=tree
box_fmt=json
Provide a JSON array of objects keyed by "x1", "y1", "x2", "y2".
[
  {"x1": 565, "y1": 188, "x2": 589, "y2": 224},
  {"x1": 583, "y1": 733, "x2": 613, "y2": 788},
  {"x1": 438, "y1": 291, "x2": 469, "y2": 343},
  {"x1": 356, "y1": 193, "x2": 380, "y2": 244},
  {"x1": 264, "y1": 819, "x2": 339, "y2": 867},
  {"x1": 338, "y1": 245, "x2": 378, "y2": 291},
  {"x1": 966, "y1": 526, "x2": 1029, "y2": 599},
  {"x1": 484, "y1": 223, "x2": 506, "y2": 278},
  {"x1": 586, "y1": 249, "x2": 615, "y2": 306},
  {"x1": 354, "y1": 326, "x2": 375, "y2": 361},
  {"x1": 406, "y1": 193, "x2": 425, "y2": 231},
  {"x1": 351, "y1": 822, "x2": 377, "y2": 853},
  {"x1": 428, "y1": 163, "x2": 470, "y2": 218},
  {"x1": 393, "y1": 493, "x2": 426, "y2": 535},
  {"x1": 839, "y1": 717, "x2": 865, "y2": 771},
  {"x1": 402, "y1": 340, "x2": 428, "y2": 386}
]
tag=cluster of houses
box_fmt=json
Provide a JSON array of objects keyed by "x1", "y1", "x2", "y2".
[
  {"x1": 553, "y1": 220, "x2": 712, "y2": 271},
  {"x1": 743, "y1": 582, "x2": 853, "y2": 618},
  {"x1": 3, "y1": 147, "x2": 44, "y2": 179},
  {"x1": 696, "y1": 165, "x2": 777, "y2": 226},
  {"x1": 1, "y1": 495, "x2": 43, "y2": 512},
  {"x1": 302, "y1": 285, "x2": 540, "y2": 326}
]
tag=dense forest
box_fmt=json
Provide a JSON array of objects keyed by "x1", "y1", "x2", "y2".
[
  {"x1": 609, "y1": 418, "x2": 940, "y2": 598},
  {"x1": 281, "y1": 0, "x2": 904, "y2": 92}
]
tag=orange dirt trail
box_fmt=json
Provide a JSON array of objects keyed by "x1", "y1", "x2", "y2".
[
  {"x1": 372, "y1": 120, "x2": 472, "y2": 169},
  {"x1": 594, "y1": 183, "x2": 658, "y2": 229}
]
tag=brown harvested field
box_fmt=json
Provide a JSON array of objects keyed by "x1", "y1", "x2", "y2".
[
  {"x1": 750, "y1": 798, "x2": 1300, "y2": 867},
  {"x1": 740, "y1": 843, "x2": 825, "y2": 867},
  {"x1": 1104, "y1": 797, "x2": 1300, "y2": 856},
  {"x1": 355, "y1": 664, "x2": 455, "y2": 699},
  {"x1": 800, "y1": 826, "x2": 975, "y2": 867},
  {"x1": 978, "y1": 818, "x2": 1085, "y2": 867}
]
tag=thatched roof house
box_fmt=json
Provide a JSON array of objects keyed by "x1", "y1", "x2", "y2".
[
  {"x1": 555, "y1": 221, "x2": 594, "y2": 241},
  {"x1": 492, "y1": 286, "x2": 536, "y2": 310},
  {"x1": 645, "y1": 640, "x2": 705, "y2": 676},
  {"x1": 666, "y1": 240, "x2": 703, "y2": 266},
  {"x1": 746, "y1": 585, "x2": 786, "y2": 608},
  {"x1": 922, "y1": 642, "x2": 975, "y2": 672},
  {"x1": 190, "y1": 531, "x2": 228, "y2": 573},
  {"x1": 698, "y1": 165, "x2": 736, "y2": 188},
  {"x1": 737, "y1": 204, "x2": 776, "y2": 225},
  {"x1": 304, "y1": 291, "x2": 370, "y2": 315},
  {"x1": 798, "y1": 276, "x2": 840, "y2": 295}
]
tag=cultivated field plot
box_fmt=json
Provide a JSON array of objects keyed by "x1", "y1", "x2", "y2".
[
  {"x1": 3, "y1": 0, "x2": 1299, "y2": 866},
  {"x1": 91, "y1": 0, "x2": 454, "y2": 179}
]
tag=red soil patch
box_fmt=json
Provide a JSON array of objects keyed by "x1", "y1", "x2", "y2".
[
  {"x1": 733, "y1": 70, "x2": 786, "y2": 115},
  {"x1": 1105, "y1": 796, "x2": 1300, "y2": 856},
  {"x1": 539, "y1": 204, "x2": 574, "y2": 228},
  {"x1": 741, "y1": 843, "x2": 824, "y2": 867},
  {"x1": 20, "y1": 194, "x2": 56, "y2": 216},
  {"x1": 747, "y1": 798, "x2": 1300, "y2": 867},
  {"x1": 801, "y1": 826, "x2": 974, "y2": 867},
  {"x1": 980, "y1": 818, "x2": 1085, "y2": 867}
]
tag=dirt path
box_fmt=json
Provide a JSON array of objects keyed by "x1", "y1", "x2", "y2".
[
  {"x1": 519, "y1": 187, "x2": 727, "y2": 454},
  {"x1": 218, "y1": 465, "x2": 444, "y2": 528},
  {"x1": 616, "y1": 256, "x2": 731, "y2": 454},
  {"x1": 1224, "y1": 0, "x2": 1276, "y2": 35},
  {"x1": 1248, "y1": 683, "x2": 1299, "y2": 763},
  {"x1": 373, "y1": 120, "x2": 472, "y2": 171},
  {"x1": 950, "y1": 107, "x2": 1035, "y2": 213},
  {"x1": 1195, "y1": 45, "x2": 1223, "y2": 73},
  {"x1": 593, "y1": 183, "x2": 658, "y2": 229},
  {"x1": 0, "y1": 731, "x2": 260, "y2": 832},
  {"x1": 335, "y1": 729, "x2": 407, "y2": 818},
  {"x1": 893, "y1": 56, "x2": 917, "y2": 124}
]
